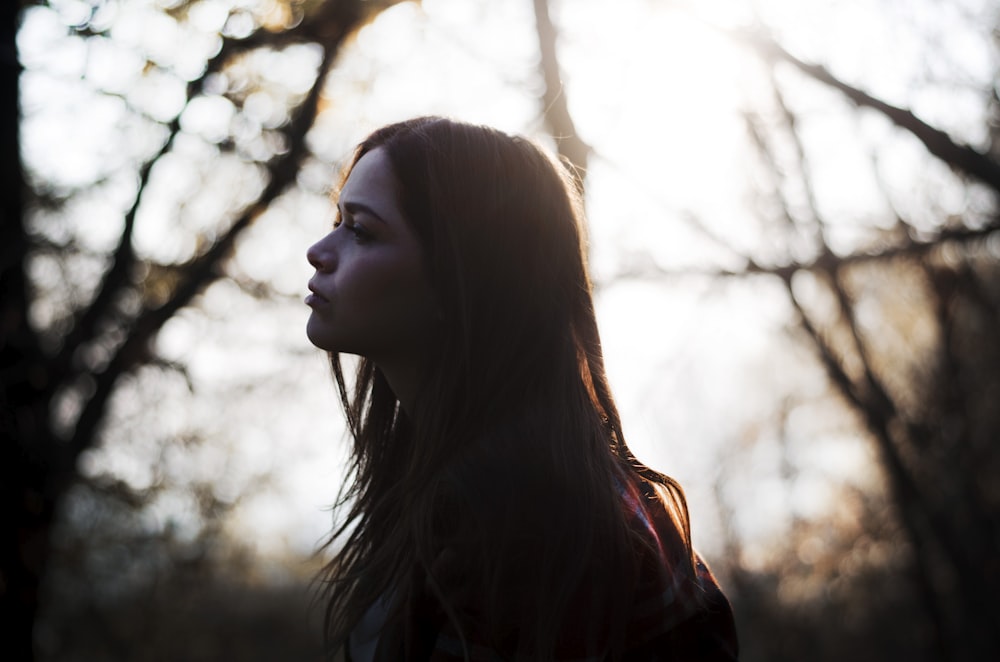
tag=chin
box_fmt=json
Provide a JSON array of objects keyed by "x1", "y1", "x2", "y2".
[{"x1": 305, "y1": 320, "x2": 336, "y2": 351}]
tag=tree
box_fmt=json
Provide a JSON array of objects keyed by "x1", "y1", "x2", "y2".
[
  {"x1": 705, "y1": 18, "x2": 1000, "y2": 662},
  {"x1": 544, "y1": 2, "x2": 998, "y2": 657},
  {"x1": 2, "y1": 1, "x2": 406, "y2": 657},
  {"x1": 532, "y1": 0, "x2": 588, "y2": 189}
]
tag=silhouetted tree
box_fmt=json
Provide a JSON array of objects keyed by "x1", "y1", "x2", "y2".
[
  {"x1": 532, "y1": 0, "x2": 589, "y2": 190},
  {"x1": 1, "y1": 0, "x2": 32, "y2": 655},
  {"x1": 743, "y1": 29, "x2": 999, "y2": 660},
  {"x1": 2, "y1": 1, "x2": 406, "y2": 657},
  {"x1": 704, "y1": 23, "x2": 1000, "y2": 662}
]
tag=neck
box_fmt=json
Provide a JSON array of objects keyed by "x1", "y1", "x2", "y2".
[{"x1": 374, "y1": 357, "x2": 425, "y2": 415}]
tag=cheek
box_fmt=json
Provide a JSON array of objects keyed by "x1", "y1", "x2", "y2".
[
  {"x1": 377, "y1": 265, "x2": 436, "y2": 330},
  {"x1": 380, "y1": 270, "x2": 434, "y2": 323},
  {"x1": 342, "y1": 255, "x2": 405, "y2": 303},
  {"x1": 343, "y1": 255, "x2": 431, "y2": 320}
]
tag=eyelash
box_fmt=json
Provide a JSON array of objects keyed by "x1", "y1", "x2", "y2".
[{"x1": 334, "y1": 216, "x2": 372, "y2": 243}]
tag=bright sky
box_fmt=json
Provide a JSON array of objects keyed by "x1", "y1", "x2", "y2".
[{"x1": 19, "y1": 0, "x2": 993, "y2": 571}]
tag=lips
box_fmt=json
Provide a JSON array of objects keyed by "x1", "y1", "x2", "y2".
[{"x1": 306, "y1": 279, "x2": 330, "y2": 305}]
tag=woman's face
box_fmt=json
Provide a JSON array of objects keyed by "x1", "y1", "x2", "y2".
[{"x1": 305, "y1": 148, "x2": 437, "y2": 366}]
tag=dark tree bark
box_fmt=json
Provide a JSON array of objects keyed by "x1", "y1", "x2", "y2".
[{"x1": 1, "y1": 3, "x2": 43, "y2": 659}]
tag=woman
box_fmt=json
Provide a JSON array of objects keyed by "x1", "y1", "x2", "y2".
[{"x1": 306, "y1": 117, "x2": 738, "y2": 660}]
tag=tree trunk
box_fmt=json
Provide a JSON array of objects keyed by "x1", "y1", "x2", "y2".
[{"x1": 532, "y1": 0, "x2": 589, "y2": 191}]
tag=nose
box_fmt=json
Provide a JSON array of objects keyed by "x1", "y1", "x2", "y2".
[{"x1": 307, "y1": 232, "x2": 335, "y2": 272}]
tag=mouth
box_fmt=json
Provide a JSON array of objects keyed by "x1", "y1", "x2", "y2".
[{"x1": 306, "y1": 280, "x2": 329, "y2": 305}]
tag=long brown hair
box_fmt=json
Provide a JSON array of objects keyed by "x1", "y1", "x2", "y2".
[{"x1": 319, "y1": 117, "x2": 697, "y2": 658}]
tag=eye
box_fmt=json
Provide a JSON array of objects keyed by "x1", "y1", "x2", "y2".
[
  {"x1": 334, "y1": 214, "x2": 373, "y2": 243},
  {"x1": 347, "y1": 222, "x2": 373, "y2": 243}
]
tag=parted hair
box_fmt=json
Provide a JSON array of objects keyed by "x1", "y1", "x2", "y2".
[{"x1": 319, "y1": 117, "x2": 697, "y2": 659}]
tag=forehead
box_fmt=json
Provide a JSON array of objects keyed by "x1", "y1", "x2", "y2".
[{"x1": 341, "y1": 148, "x2": 399, "y2": 204}]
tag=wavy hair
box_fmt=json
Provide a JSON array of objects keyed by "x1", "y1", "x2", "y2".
[{"x1": 319, "y1": 117, "x2": 697, "y2": 659}]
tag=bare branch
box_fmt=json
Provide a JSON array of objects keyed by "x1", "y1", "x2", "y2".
[
  {"x1": 50, "y1": 0, "x2": 364, "y2": 384},
  {"x1": 788, "y1": 266, "x2": 993, "y2": 645},
  {"x1": 736, "y1": 29, "x2": 1000, "y2": 192},
  {"x1": 768, "y1": 67, "x2": 828, "y2": 245},
  {"x1": 614, "y1": 220, "x2": 1000, "y2": 282},
  {"x1": 532, "y1": 0, "x2": 590, "y2": 189},
  {"x1": 67, "y1": 24, "x2": 343, "y2": 479},
  {"x1": 742, "y1": 110, "x2": 799, "y2": 231},
  {"x1": 51, "y1": 21, "x2": 246, "y2": 381}
]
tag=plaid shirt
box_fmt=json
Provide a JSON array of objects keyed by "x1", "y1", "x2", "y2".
[{"x1": 357, "y1": 472, "x2": 738, "y2": 661}]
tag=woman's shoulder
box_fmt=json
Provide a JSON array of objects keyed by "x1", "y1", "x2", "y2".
[{"x1": 619, "y1": 471, "x2": 740, "y2": 660}]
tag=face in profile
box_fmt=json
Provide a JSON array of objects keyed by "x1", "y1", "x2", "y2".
[{"x1": 305, "y1": 148, "x2": 437, "y2": 366}]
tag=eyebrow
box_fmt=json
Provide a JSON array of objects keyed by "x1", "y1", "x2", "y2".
[{"x1": 340, "y1": 201, "x2": 388, "y2": 224}]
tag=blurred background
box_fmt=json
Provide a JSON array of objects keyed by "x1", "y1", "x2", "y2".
[{"x1": 3, "y1": 0, "x2": 999, "y2": 659}]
